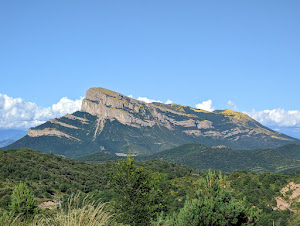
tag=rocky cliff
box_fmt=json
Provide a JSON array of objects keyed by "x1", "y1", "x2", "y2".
[{"x1": 5, "y1": 87, "x2": 300, "y2": 158}]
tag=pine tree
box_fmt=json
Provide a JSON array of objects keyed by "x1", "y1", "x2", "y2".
[
  {"x1": 10, "y1": 182, "x2": 38, "y2": 219},
  {"x1": 109, "y1": 155, "x2": 169, "y2": 225}
]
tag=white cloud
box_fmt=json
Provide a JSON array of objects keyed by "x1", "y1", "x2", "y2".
[
  {"x1": 195, "y1": 100, "x2": 215, "y2": 112},
  {"x1": 227, "y1": 100, "x2": 237, "y2": 110},
  {"x1": 0, "y1": 94, "x2": 83, "y2": 130},
  {"x1": 129, "y1": 94, "x2": 172, "y2": 104},
  {"x1": 137, "y1": 97, "x2": 162, "y2": 103},
  {"x1": 52, "y1": 97, "x2": 83, "y2": 116},
  {"x1": 245, "y1": 109, "x2": 300, "y2": 127},
  {"x1": 137, "y1": 97, "x2": 162, "y2": 104},
  {"x1": 130, "y1": 95, "x2": 173, "y2": 105},
  {"x1": 165, "y1": 99, "x2": 173, "y2": 104}
]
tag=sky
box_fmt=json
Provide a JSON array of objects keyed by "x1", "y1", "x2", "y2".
[{"x1": 1, "y1": 1, "x2": 300, "y2": 138}]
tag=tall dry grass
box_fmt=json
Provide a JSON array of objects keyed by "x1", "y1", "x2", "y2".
[{"x1": 1, "y1": 193, "x2": 115, "y2": 226}]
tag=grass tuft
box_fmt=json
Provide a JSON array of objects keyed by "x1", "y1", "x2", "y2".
[{"x1": 0, "y1": 193, "x2": 115, "y2": 226}]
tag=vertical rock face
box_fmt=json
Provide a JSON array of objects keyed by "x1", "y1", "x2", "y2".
[
  {"x1": 5, "y1": 87, "x2": 300, "y2": 158},
  {"x1": 82, "y1": 87, "x2": 141, "y2": 113},
  {"x1": 81, "y1": 87, "x2": 173, "y2": 128}
]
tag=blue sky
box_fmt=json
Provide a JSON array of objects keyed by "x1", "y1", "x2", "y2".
[{"x1": 1, "y1": 1, "x2": 300, "y2": 138}]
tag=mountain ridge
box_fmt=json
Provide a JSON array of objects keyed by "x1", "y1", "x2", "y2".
[{"x1": 5, "y1": 87, "x2": 300, "y2": 158}]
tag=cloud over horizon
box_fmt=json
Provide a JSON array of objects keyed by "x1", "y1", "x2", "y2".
[
  {"x1": 0, "y1": 94, "x2": 83, "y2": 130},
  {"x1": 137, "y1": 97, "x2": 163, "y2": 104},
  {"x1": 245, "y1": 108, "x2": 300, "y2": 138},
  {"x1": 195, "y1": 100, "x2": 215, "y2": 112},
  {"x1": 227, "y1": 100, "x2": 237, "y2": 110},
  {"x1": 246, "y1": 108, "x2": 300, "y2": 128},
  {"x1": 129, "y1": 95, "x2": 173, "y2": 104}
]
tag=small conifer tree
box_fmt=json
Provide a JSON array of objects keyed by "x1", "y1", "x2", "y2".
[
  {"x1": 109, "y1": 155, "x2": 169, "y2": 225},
  {"x1": 10, "y1": 182, "x2": 38, "y2": 219}
]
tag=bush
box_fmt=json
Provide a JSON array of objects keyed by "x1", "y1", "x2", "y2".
[
  {"x1": 109, "y1": 155, "x2": 169, "y2": 225},
  {"x1": 155, "y1": 171, "x2": 261, "y2": 225},
  {"x1": 10, "y1": 182, "x2": 38, "y2": 219}
]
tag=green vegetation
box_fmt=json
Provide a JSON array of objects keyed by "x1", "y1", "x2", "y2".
[
  {"x1": 146, "y1": 144, "x2": 300, "y2": 173},
  {"x1": 0, "y1": 147, "x2": 300, "y2": 225},
  {"x1": 77, "y1": 143, "x2": 300, "y2": 174},
  {"x1": 10, "y1": 182, "x2": 38, "y2": 219},
  {"x1": 0, "y1": 148, "x2": 193, "y2": 215},
  {"x1": 0, "y1": 148, "x2": 113, "y2": 202},
  {"x1": 276, "y1": 144, "x2": 300, "y2": 160},
  {"x1": 109, "y1": 156, "x2": 169, "y2": 225},
  {"x1": 0, "y1": 193, "x2": 114, "y2": 226},
  {"x1": 155, "y1": 171, "x2": 260, "y2": 225},
  {"x1": 77, "y1": 152, "x2": 120, "y2": 163}
]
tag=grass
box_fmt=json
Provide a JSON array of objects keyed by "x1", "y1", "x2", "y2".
[{"x1": 0, "y1": 193, "x2": 115, "y2": 226}]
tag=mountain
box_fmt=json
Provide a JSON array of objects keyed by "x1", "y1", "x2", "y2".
[
  {"x1": 145, "y1": 144, "x2": 300, "y2": 173},
  {"x1": 5, "y1": 87, "x2": 300, "y2": 158},
  {"x1": 0, "y1": 130, "x2": 27, "y2": 148}
]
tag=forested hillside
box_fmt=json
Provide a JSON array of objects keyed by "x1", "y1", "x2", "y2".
[
  {"x1": 1, "y1": 148, "x2": 300, "y2": 225},
  {"x1": 145, "y1": 144, "x2": 300, "y2": 173},
  {"x1": 78, "y1": 144, "x2": 300, "y2": 174}
]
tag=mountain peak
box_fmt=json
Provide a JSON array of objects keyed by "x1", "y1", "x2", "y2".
[
  {"x1": 84, "y1": 87, "x2": 136, "y2": 107},
  {"x1": 81, "y1": 87, "x2": 143, "y2": 121},
  {"x1": 89, "y1": 87, "x2": 119, "y2": 97}
]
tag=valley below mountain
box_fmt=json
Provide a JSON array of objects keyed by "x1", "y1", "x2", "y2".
[{"x1": 78, "y1": 143, "x2": 300, "y2": 174}]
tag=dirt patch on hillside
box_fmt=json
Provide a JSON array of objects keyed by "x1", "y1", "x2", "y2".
[
  {"x1": 273, "y1": 182, "x2": 300, "y2": 212},
  {"x1": 38, "y1": 200, "x2": 61, "y2": 209}
]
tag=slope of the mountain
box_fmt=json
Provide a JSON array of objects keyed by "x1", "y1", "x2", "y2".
[
  {"x1": 5, "y1": 87, "x2": 300, "y2": 158},
  {"x1": 77, "y1": 152, "x2": 121, "y2": 162},
  {"x1": 146, "y1": 144, "x2": 300, "y2": 173}
]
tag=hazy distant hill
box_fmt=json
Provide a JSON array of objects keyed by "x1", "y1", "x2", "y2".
[
  {"x1": 5, "y1": 87, "x2": 300, "y2": 158},
  {"x1": 0, "y1": 130, "x2": 26, "y2": 148}
]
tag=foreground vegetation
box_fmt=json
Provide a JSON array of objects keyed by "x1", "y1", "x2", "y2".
[{"x1": 1, "y1": 148, "x2": 300, "y2": 225}]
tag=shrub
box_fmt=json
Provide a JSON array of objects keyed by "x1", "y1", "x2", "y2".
[
  {"x1": 10, "y1": 182, "x2": 38, "y2": 219},
  {"x1": 154, "y1": 171, "x2": 261, "y2": 225},
  {"x1": 109, "y1": 155, "x2": 169, "y2": 225}
]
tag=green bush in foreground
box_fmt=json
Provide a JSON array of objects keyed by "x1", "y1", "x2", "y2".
[
  {"x1": 10, "y1": 182, "x2": 38, "y2": 219},
  {"x1": 155, "y1": 171, "x2": 261, "y2": 225},
  {"x1": 109, "y1": 155, "x2": 170, "y2": 225}
]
